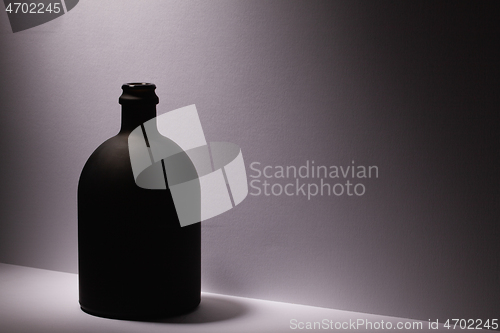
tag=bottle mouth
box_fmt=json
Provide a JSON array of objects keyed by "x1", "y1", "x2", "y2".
[
  {"x1": 122, "y1": 82, "x2": 156, "y2": 89},
  {"x1": 119, "y1": 82, "x2": 159, "y2": 105}
]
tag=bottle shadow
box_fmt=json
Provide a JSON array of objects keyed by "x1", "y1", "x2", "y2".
[{"x1": 151, "y1": 294, "x2": 250, "y2": 324}]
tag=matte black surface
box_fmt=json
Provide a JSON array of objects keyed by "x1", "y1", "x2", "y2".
[{"x1": 78, "y1": 84, "x2": 201, "y2": 319}]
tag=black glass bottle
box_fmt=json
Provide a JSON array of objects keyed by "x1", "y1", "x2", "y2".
[{"x1": 78, "y1": 83, "x2": 201, "y2": 320}]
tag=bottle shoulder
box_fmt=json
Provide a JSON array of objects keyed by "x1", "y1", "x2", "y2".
[
  {"x1": 79, "y1": 134, "x2": 131, "y2": 183},
  {"x1": 79, "y1": 132, "x2": 200, "y2": 187}
]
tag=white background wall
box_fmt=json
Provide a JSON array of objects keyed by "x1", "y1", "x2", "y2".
[{"x1": 0, "y1": 0, "x2": 498, "y2": 323}]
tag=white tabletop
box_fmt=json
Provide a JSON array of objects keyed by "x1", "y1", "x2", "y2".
[{"x1": 0, "y1": 263, "x2": 463, "y2": 332}]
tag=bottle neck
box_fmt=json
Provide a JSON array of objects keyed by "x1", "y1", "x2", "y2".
[{"x1": 119, "y1": 105, "x2": 157, "y2": 134}]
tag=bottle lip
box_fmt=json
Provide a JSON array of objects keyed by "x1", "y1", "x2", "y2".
[
  {"x1": 119, "y1": 82, "x2": 159, "y2": 105},
  {"x1": 122, "y1": 82, "x2": 156, "y2": 89}
]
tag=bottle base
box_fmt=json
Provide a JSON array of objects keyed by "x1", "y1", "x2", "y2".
[{"x1": 80, "y1": 300, "x2": 200, "y2": 321}]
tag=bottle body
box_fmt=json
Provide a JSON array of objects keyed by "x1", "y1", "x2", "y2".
[{"x1": 78, "y1": 83, "x2": 201, "y2": 319}]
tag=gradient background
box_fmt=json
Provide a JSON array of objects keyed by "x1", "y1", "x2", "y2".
[{"x1": 0, "y1": 0, "x2": 498, "y2": 324}]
